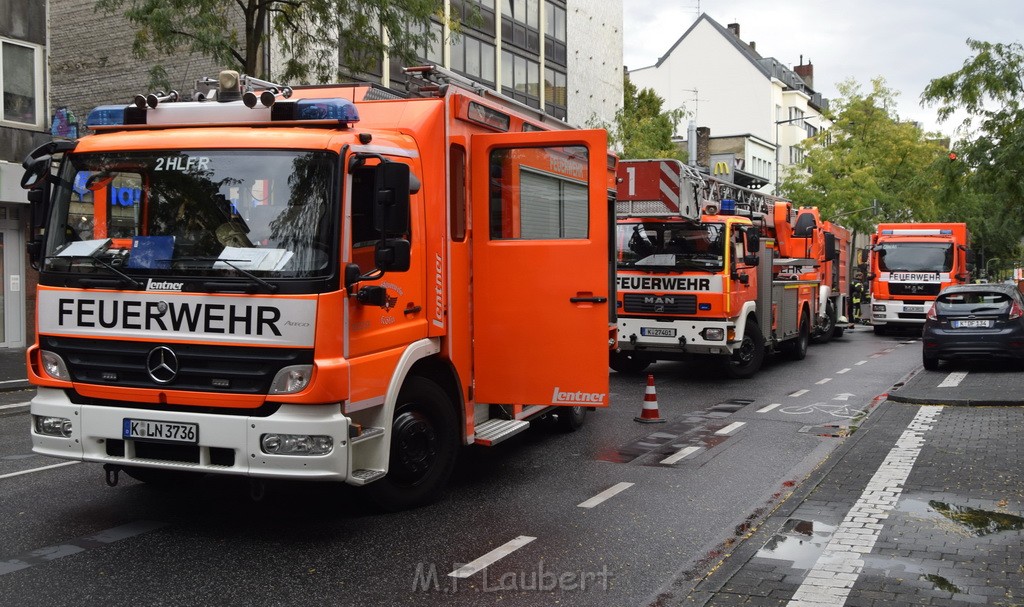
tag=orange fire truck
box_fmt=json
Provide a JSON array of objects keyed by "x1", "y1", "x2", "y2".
[
  {"x1": 868, "y1": 222, "x2": 972, "y2": 334},
  {"x1": 20, "y1": 66, "x2": 612, "y2": 509},
  {"x1": 612, "y1": 159, "x2": 841, "y2": 378}
]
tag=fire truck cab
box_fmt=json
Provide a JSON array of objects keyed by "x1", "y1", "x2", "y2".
[{"x1": 21, "y1": 67, "x2": 612, "y2": 509}]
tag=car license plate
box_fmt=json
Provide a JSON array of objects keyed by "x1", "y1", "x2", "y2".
[
  {"x1": 904, "y1": 305, "x2": 923, "y2": 312},
  {"x1": 952, "y1": 319, "x2": 992, "y2": 329},
  {"x1": 641, "y1": 327, "x2": 677, "y2": 338},
  {"x1": 123, "y1": 418, "x2": 199, "y2": 444}
]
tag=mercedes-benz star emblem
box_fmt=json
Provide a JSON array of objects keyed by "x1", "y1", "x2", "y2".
[{"x1": 146, "y1": 346, "x2": 179, "y2": 384}]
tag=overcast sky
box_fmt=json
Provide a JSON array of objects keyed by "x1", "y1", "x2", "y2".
[{"x1": 623, "y1": 0, "x2": 1024, "y2": 137}]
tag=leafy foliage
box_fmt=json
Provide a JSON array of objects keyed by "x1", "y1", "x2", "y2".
[
  {"x1": 922, "y1": 39, "x2": 1024, "y2": 264},
  {"x1": 95, "y1": 0, "x2": 443, "y2": 84},
  {"x1": 596, "y1": 75, "x2": 686, "y2": 161},
  {"x1": 781, "y1": 78, "x2": 950, "y2": 234}
]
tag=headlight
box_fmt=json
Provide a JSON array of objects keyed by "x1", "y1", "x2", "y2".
[
  {"x1": 40, "y1": 350, "x2": 71, "y2": 381},
  {"x1": 872, "y1": 304, "x2": 886, "y2": 312},
  {"x1": 34, "y1": 415, "x2": 73, "y2": 438},
  {"x1": 269, "y1": 365, "x2": 313, "y2": 394},
  {"x1": 260, "y1": 433, "x2": 333, "y2": 455},
  {"x1": 701, "y1": 328, "x2": 725, "y2": 341}
]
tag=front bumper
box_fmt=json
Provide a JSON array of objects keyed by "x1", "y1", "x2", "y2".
[
  {"x1": 870, "y1": 298, "x2": 932, "y2": 326},
  {"x1": 30, "y1": 387, "x2": 351, "y2": 481},
  {"x1": 616, "y1": 317, "x2": 733, "y2": 355}
]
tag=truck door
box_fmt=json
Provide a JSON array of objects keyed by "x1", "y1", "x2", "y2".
[{"x1": 471, "y1": 130, "x2": 610, "y2": 408}]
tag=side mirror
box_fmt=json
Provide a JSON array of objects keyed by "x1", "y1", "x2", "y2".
[
  {"x1": 374, "y1": 162, "x2": 411, "y2": 235},
  {"x1": 743, "y1": 254, "x2": 760, "y2": 267},
  {"x1": 21, "y1": 155, "x2": 51, "y2": 190},
  {"x1": 746, "y1": 228, "x2": 760, "y2": 253},
  {"x1": 26, "y1": 238, "x2": 43, "y2": 267},
  {"x1": 375, "y1": 238, "x2": 411, "y2": 272},
  {"x1": 824, "y1": 232, "x2": 838, "y2": 262},
  {"x1": 965, "y1": 249, "x2": 976, "y2": 265},
  {"x1": 344, "y1": 262, "x2": 362, "y2": 289},
  {"x1": 793, "y1": 212, "x2": 817, "y2": 238}
]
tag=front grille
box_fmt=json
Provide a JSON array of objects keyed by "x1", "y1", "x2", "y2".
[
  {"x1": 105, "y1": 439, "x2": 235, "y2": 466},
  {"x1": 623, "y1": 293, "x2": 698, "y2": 314},
  {"x1": 890, "y1": 283, "x2": 941, "y2": 296},
  {"x1": 41, "y1": 336, "x2": 312, "y2": 394}
]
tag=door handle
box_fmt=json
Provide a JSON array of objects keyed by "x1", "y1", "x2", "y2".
[{"x1": 570, "y1": 296, "x2": 608, "y2": 303}]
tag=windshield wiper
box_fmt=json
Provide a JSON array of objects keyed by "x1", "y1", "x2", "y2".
[
  {"x1": 47, "y1": 255, "x2": 143, "y2": 289},
  {"x1": 174, "y1": 257, "x2": 279, "y2": 293}
]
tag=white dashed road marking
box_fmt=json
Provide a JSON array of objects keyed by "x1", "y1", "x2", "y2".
[
  {"x1": 0, "y1": 461, "x2": 79, "y2": 480},
  {"x1": 0, "y1": 520, "x2": 168, "y2": 576},
  {"x1": 660, "y1": 446, "x2": 700, "y2": 465},
  {"x1": 937, "y1": 372, "x2": 967, "y2": 388},
  {"x1": 0, "y1": 401, "x2": 30, "y2": 411},
  {"x1": 816, "y1": 378, "x2": 832, "y2": 385},
  {"x1": 715, "y1": 422, "x2": 745, "y2": 436},
  {"x1": 757, "y1": 403, "x2": 781, "y2": 413},
  {"x1": 836, "y1": 368, "x2": 851, "y2": 375},
  {"x1": 449, "y1": 536, "x2": 537, "y2": 578},
  {"x1": 787, "y1": 405, "x2": 943, "y2": 607},
  {"x1": 577, "y1": 482, "x2": 634, "y2": 508},
  {"x1": 790, "y1": 389, "x2": 810, "y2": 398}
]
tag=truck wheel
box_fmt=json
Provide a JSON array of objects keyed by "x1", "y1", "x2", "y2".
[
  {"x1": 811, "y1": 301, "x2": 836, "y2": 345},
  {"x1": 786, "y1": 312, "x2": 811, "y2": 360},
  {"x1": 555, "y1": 406, "x2": 588, "y2": 432},
  {"x1": 873, "y1": 325, "x2": 887, "y2": 336},
  {"x1": 721, "y1": 321, "x2": 765, "y2": 379},
  {"x1": 609, "y1": 351, "x2": 651, "y2": 374},
  {"x1": 366, "y1": 377, "x2": 459, "y2": 511}
]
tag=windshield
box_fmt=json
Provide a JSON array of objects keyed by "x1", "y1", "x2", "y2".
[
  {"x1": 875, "y1": 242, "x2": 953, "y2": 273},
  {"x1": 44, "y1": 150, "x2": 336, "y2": 279},
  {"x1": 616, "y1": 221, "x2": 725, "y2": 271}
]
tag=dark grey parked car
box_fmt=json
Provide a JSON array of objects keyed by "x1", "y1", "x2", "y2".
[{"x1": 922, "y1": 283, "x2": 1024, "y2": 370}]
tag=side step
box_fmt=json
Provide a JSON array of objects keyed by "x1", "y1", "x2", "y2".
[
  {"x1": 350, "y1": 468, "x2": 386, "y2": 485},
  {"x1": 474, "y1": 419, "x2": 530, "y2": 447}
]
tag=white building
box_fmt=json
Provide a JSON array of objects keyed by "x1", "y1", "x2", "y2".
[{"x1": 629, "y1": 14, "x2": 829, "y2": 195}]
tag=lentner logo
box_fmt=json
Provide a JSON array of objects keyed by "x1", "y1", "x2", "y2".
[
  {"x1": 552, "y1": 387, "x2": 606, "y2": 405},
  {"x1": 147, "y1": 279, "x2": 184, "y2": 291}
]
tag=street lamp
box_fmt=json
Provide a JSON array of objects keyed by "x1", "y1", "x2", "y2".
[
  {"x1": 774, "y1": 116, "x2": 812, "y2": 194},
  {"x1": 986, "y1": 257, "x2": 1001, "y2": 281}
]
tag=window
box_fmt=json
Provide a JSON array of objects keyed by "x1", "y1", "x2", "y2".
[
  {"x1": 788, "y1": 107, "x2": 805, "y2": 127},
  {"x1": 544, "y1": 1, "x2": 567, "y2": 65},
  {"x1": 544, "y1": 67, "x2": 567, "y2": 120},
  {"x1": 789, "y1": 147, "x2": 805, "y2": 164},
  {"x1": 1, "y1": 37, "x2": 44, "y2": 128},
  {"x1": 501, "y1": 0, "x2": 540, "y2": 52},
  {"x1": 488, "y1": 145, "x2": 589, "y2": 240},
  {"x1": 501, "y1": 51, "x2": 540, "y2": 108},
  {"x1": 450, "y1": 145, "x2": 467, "y2": 241},
  {"x1": 453, "y1": 0, "x2": 496, "y2": 36},
  {"x1": 451, "y1": 34, "x2": 496, "y2": 84}
]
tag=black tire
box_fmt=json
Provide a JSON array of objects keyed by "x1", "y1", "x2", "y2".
[
  {"x1": 554, "y1": 406, "x2": 588, "y2": 432},
  {"x1": 721, "y1": 320, "x2": 765, "y2": 379},
  {"x1": 609, "y1": 351, "x2": 652, "y2": 374},
  {"x1": 122, "y1": 466, "x2": 203, "y2": 485},
  {"x1": 365, "y1": 377, "x2": 459, "y2": 511},
  {"x1": 786, "y1": 311, "x2": 811, "y2": 360},
  {"x1": 922, "y1": 354, "x2": 940, "y2": 371},
  {"x1": 811, "y1": 300, "x2": 837, "y2": 345},
  {"x1": 873, "y1": 324, "x2": 887, "y2": 336},
  {"x1": 833, "y1": 324, "x2": 846, "y2": 339}
]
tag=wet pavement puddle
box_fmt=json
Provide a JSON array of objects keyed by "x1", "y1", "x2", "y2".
[
  {"x1": 595, "y1": 399, "x2": 753, "y2": 464},
  {"x1": 754, "y1": 519, "x2": 836, "y2": 570}
]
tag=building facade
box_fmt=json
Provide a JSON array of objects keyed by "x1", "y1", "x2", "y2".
[
  {"x1": 0, "y1": 0, "x2": 51, "y2": 349},
  {"x1": 629, "y1": 14, "x2": 829, "y2": 195}
]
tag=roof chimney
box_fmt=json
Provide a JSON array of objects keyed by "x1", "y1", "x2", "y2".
[
  {"x1": 727, "y1": 23, "x2": 740, "y2": 38},
  {"x1": 794, "y1": 59, "x2": 814, "y2": 90}
]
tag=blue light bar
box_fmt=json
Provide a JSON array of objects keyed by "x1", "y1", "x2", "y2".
[
  {"x1": 720, "y1": 199, "x2": 736, "y2": 215},
  {"x1": 86, "y1": 105, "x2": 127, "y2": 127},
  {"x1": 272, "y1": 98, "x2": 359, "y2": 123}
]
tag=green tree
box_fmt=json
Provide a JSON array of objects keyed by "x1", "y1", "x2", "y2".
[
  {"x1": 597, "y1": 75, "x2": 686, "y2": 160},
  {"x1": 95, "y1": 0, "x2": 445, "y2": 84},
  {"x1": 922, "y1": 39, "x2": 1024, "y2": 265},
  {"x1": 781, "y1": 78, "x2": 947, "y2": 234}
]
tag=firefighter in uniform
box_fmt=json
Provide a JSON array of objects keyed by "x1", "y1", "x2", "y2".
[{"x1": 851, "y1": 273, "x2": 865, "y2": 323}]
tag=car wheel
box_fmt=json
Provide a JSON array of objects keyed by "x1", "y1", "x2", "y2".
[
  {"x1": 365, "y1": 377, "x2": 459, "y2": 511},
  {"x1": 609, "y1": 351, "x2": 652, "y2": 374},
  {"x1": 721, "y1": 320, "x2": 765, "y2": 379},
  {"x1": 922, "y1": 354, "x2": 940, "y2": 371}
]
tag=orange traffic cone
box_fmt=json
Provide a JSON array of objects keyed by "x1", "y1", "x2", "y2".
[{"x1": 635, "y1": 374, "x2": 666, "y2": 423}]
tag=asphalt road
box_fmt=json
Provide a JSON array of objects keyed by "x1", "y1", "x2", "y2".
[{"x1": 0, "y1": 327, "x2": 940, "y2": 606}]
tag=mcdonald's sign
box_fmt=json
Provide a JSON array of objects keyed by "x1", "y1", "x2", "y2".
[{"x1": 713, "y1": 161, "x2": 730, "y2": 175}]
